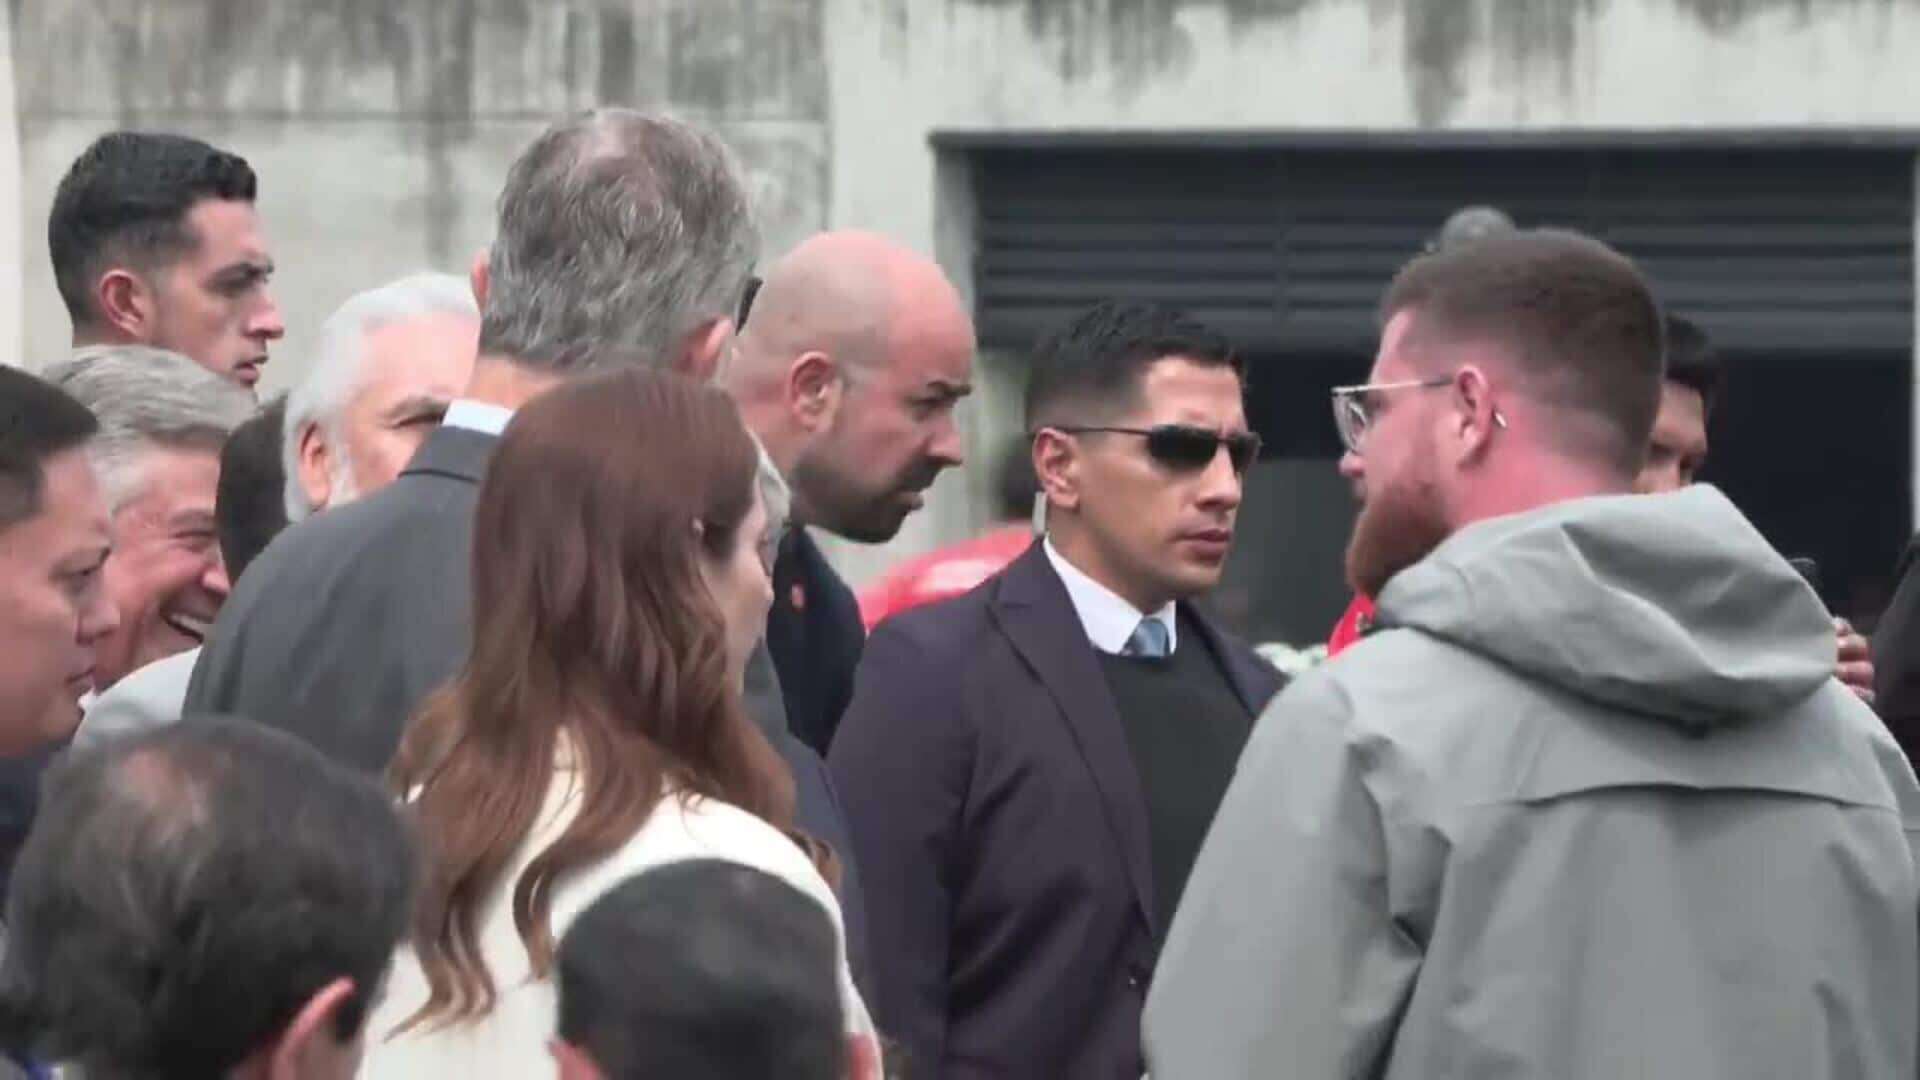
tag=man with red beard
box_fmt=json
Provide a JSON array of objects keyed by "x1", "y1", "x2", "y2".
[{"x1": 1147, "y1": 229, "x2": 1920, "y2": 1078}]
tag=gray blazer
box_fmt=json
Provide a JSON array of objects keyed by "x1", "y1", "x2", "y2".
[{"x1": 184, "y1": 424, "x2": 871, "y2": 984}]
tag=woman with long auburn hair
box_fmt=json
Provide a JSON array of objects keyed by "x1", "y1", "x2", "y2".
[{"x1": 363, "y1": 368, "x2": 876, "y2": 1075}]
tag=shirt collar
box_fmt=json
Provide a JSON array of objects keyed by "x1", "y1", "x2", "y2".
[
  {"x1": 441, "y1": 399, "x2": 516, "y2": 436},
  {"x1": 1042, "y1": 538, "x2": 1177, "y2": 656}
]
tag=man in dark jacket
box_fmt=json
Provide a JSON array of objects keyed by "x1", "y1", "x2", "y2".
[
  {"x1": 830, "y1": 301, "x2": 1281, "y2": 1078},
  {"x1": 726, "y1": 231, "x2": 975, "y2": 756}
]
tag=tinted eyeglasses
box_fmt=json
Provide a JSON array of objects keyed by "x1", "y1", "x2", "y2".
[{"x1": 1052, "y1": 424, "x2": 1262, "y2": 475}]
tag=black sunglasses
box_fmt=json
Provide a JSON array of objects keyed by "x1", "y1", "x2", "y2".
[{"x1": 1053, "y1": 424, "x2": 1262, "y2": 474}]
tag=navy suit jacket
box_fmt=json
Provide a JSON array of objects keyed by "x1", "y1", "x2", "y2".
[
  {"x1": 186, "y1": 425, "x2": 871, "y2": 987},
  {"x1": 829, "y1": 543, "x2": 1282, "y2": 1078},
  {"x1": 767, "y1": 527, "x2": 865, "y2": 756}
]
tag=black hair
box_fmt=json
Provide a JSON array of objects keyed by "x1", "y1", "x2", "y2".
[
  {"x1": 0, "y1": 718, "x2": 414, "y2": 1077},
  {"x1": 1664, "y1": 312, "x2": 1724, "y2": 414},
  {"x1": 0, "y1": 367, "x2": 99, "y2": 531},
  {"x1": 993, "y1": 439, "x2": 1040, "y2": 522},
  {"x1": 215, "y1": 395, "x2": 289, "y2": 582},
  {"x1": 556, "y1": 859, "x2": 844, "y2": 1080},
  {"x1": 1023, "y1": 300, "x2": 1242, "y2": 431},
  {"x1": 49, "y1": 132, "x2": 258, "y2": 326}
]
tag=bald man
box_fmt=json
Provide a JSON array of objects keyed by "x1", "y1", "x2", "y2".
[{"x1": 726, "y1": 231, "x2": 975, "y2": 754}]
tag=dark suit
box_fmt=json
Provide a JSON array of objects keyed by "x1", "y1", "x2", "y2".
[
  {"x1": 185, "y1": 424, "x2": 871, "y2": 986},
  {"x1": 828, "y1": 544, "x2": 1281, "y2": 1078},
  {"x1": 1874, "y1": 538, "x2": 1920, "y2": 765},
  {"x1": 767, "y1": 527, "x2": 865, "y2": 756}
]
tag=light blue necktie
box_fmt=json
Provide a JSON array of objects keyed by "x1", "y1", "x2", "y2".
[{"x1": 1123, "y1": 617, "x2": 1171, "y2": 659}]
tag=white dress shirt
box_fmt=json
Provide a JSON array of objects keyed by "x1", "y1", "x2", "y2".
[
  {"x1": 1043, "y1": 538, "x2": 1177, "y2": 656},
  {"x1": 440, "y1": 398, "x2": 515, "y2": 436}
]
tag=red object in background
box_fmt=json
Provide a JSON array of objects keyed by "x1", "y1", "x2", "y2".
[
  {"x1": 859, "y1": 525, "x2": 1034, "y2": 632},
  {"x1": 1328, "y1": 594, "x2": 1377, "y2": 657}
]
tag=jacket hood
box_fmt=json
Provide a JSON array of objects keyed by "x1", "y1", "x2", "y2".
[{"x1": 1376, "y1": 486, "x2": 1834, "y2": 727}]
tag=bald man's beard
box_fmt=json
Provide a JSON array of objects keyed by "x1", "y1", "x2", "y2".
[
  {"x1": 789, "y1": 448, "x2": 940, "y2": 544},
  {"x1": 1345, "y1": 449, "x2": 1450, "y2": 601}
]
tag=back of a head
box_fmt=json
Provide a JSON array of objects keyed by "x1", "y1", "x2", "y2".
[
  {"x1": 557, "y1": 860, "x2": 844, "y2": 1080},
  {"x1": 481, "y1": 109, "x2": 758, "y2": 374},
  {"x1": 218, "y1": 395, "x2": 289, "y2": 582},
  {"x1": 993, "y1": 438, "x2": 1041, "y2": 523},
  {"x1": 0, "y1": 718, "x2": 413, "y2": 1076},
  {"x1": 1023, "y1": 300, "x2": 1241, "y2": 432},
  {"x1": 1664, "y1": 312, "x2": 1723, "y2": 413},
  {"x1": 1380, "y1": 228, "x2": 1664, "y2": 477},
  {"x1": 40, "y1": 345, "x2": 255, "y2": 511},
  {"x1": 1429, "y1": 205, "x2": 1516, "y2": 253},
  {"x1": 0, "y1": 367, "x2": 99, "y2": 535},
  {"x1": 49, "y1": 132, "x2": 257, "y2": 329}
]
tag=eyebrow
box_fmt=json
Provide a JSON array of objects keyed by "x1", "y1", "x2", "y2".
[
  {"x1": 209, "y1": 259, "x2": 274, "y2": 286},
  {"x1": 168, "y1": 509, "x2": 218, "y2": 533},
  {"x1": 922, "y1": 380, "x2": 973, "y2": 398},
  {"x1": 379, "y1": 394, "x2": 453, "y2": 424}
]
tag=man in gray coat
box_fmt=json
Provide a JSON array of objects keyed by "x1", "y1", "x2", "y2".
[{"x1": 1146, "y1": 229, "x2": 1920, "y2": 1078}]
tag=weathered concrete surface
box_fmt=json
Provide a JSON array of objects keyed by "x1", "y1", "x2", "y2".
[{"x1": 12, "y1": 0, "x2": 1920, "y2": 584}]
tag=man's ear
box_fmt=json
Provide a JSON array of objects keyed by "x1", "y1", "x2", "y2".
[
  {"x1": 94, "y1": 268, "x2": 157, "y2": 342},
  {"x1": 469, "y1": 249, "x2": 491, "y2": 313},
  {"x1": 787, "y1": 351, "x2": 844, "y2": 434},
  {"x1": 678, "y1": 317, "x2": 736, "y2": 383},
  {"x1": 263, "y1": 976, "x2": 356, "y2": 1080},
  {"x1": 1450, "y1": 364, "x2": 1501, "y2": 464},
  {"x1": 296, "y1": 422, "x2": 334, "y2": 516},
  {"x1": 1031, "y1": 429, "x2": 1079, "y2": 515},
  {"x1": 551, "y1": 1037, "x2": 606, "y2": 1080}
]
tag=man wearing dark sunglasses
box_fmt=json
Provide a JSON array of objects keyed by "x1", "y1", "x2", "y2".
[
  {"x1": 1148, "y1": 229, "x2": 1920, "y2": 1078},
  {"x1": 830, "y1": 300, "x2": 1281, "y2": 1079}
]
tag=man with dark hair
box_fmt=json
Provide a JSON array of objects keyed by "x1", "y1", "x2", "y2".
[
  {"x1": 1147, "y1": 229, "x2": 1920, "y2": 1077},
  {"x1": 0, "y1": 367, "x2": 117, "y2": 757},
  {"x1": 187, "y1": 109, "x2": 870, "y2": 984},
  {"x1": 50, "y1": 132, "x2": 284, "y2": 388},
  {"x1": 76, "y1": 396, "x2": 288, "y2": 746},
  {"x1": 552, "y1": 860, "x2": 866, "y2": 1080},
  {"x1": 0, "y1": 718, "x2": 412, "y2": 1079},
  {"x1": 856, "y1": 440, "x2": 1040, "y2": 631},
  {"x1": 831, "y1": 300, "x2": 1281, "y2": 1077}
]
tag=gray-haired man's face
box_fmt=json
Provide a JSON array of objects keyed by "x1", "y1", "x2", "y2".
[{"x1": 96, "y1": 446, "x2": 226, "y2": 689}]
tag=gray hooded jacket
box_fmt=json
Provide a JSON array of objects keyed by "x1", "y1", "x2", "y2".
[{"x1": 1145, "y1": 486, "x2": 1920, "y2": 1079}]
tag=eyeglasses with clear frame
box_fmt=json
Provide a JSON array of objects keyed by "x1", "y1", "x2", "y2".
[{"x1": 1330, "y1": 376, "x2": 1506, "y2": 454}]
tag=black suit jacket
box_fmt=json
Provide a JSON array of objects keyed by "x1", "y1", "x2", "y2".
[
  {"x1": 1874, "y1": 538, "x2": 1920, "y2": 765},
  {"x1": 828, "y1": 543, "x2": 1282, "y2": 1079},
  {"x1": 185, "y1": 424, "x2": 871, "y2": 985},
  {"x1": 767, "y1": 527, "x2": 865, "y2": 756}
]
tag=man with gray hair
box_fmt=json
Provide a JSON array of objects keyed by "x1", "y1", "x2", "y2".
[
  {"x1": 40, "y1": 346, "x2": 253, "y2": 694},
  {"x1": 185, "y1": 109, "x2": 871, "y2": 985},
  {"x1": 283, "y1": 271, "x2": 478, "y2": 520}
]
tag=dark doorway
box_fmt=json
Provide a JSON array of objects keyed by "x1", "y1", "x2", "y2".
[{"x1": 1708, "y1": 349, "x2": 1911, "y2": 630}]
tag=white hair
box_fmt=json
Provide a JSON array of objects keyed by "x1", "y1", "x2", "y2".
[
  {"x1": 39, "y1": 346, "x2": 254, "y2": 513},
  {"x1": 282, "y1": 272, "x2": 478, "y2": 520}
]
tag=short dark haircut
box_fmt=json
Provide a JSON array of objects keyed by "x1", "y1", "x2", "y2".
[
  {"x1": 994, "y1": 439, "x2": 1041, "y2": 522},
  {"x1": 1380, "y1": 228, "x2": 1664, "y2": 476},
  {"x1": 0, "y1": 367, "x2": 98, "y2": 532},
  {"x1": 557, "y1": 860, "x2": 844, "y2": 1080},
  {"x1": 49, "y1": 132, "x2": 258, "y2": 326},
  {"x1": 216, "y1": 395, "x2": 289, "y2": 582},
  {"x1": 1664, "y1": 312, "x2": 1724, "y2": 413},
  {"x1": 0, "y1": 718, "x2": 413, "y2": 1077},
  {"x1": 1024, "y1": 300, "x2": 1242, "y2": 430}
]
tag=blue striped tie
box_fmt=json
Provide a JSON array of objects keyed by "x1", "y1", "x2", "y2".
[{"x1": 1123, "y1": 617, "x2": 1171, "y2": 659}]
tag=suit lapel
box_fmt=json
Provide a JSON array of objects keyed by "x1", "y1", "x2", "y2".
[
  {"x1": 1181, "y1": 605, "x2": 1285, "y2": 717},
  {"x1": 991, "y1": 545, "x2": 1158, "y2": 930}
]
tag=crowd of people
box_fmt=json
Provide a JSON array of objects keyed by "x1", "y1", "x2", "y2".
[{"x1": 0, "y1": 106, "x2": 1909, "y2": 1080}]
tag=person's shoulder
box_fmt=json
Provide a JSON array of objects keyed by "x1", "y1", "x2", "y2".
[{"x1": 621, "y1": 795, "x2": 841, "y2": 906}]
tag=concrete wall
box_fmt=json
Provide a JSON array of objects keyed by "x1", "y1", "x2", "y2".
[{"x1": 10, "y1": 0, "x2": 1920, "y2": 584}]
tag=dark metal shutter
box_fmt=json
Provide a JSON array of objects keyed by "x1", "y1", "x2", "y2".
[{"x1": 972, "y1": 145, "x2": 1913, "y2": 354}]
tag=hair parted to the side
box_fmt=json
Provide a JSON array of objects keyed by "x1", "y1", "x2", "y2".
[
  {"x1": 480, "y1": 109, "x2": 759, "y2": 372},
  {"x1": 1023, "y1": 300, "x2": 1242, "y2": 432},
  {"x1": 49, "y1": 132, "x2": 258, "y2": 327},
  {"x1": 0, "y1": 367, "x2": 98, "y2": 534},
  {"x1": 1663, "y1": 312, "x2": 1724, "y2": 414},
  {"x1": 1379, "y1": 227, "x2": 1665, "y2": 476},
  {"x1": 389, "y1": 365, "x2": 799, "y2": 1031}
]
